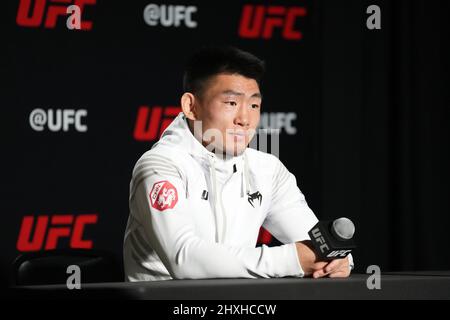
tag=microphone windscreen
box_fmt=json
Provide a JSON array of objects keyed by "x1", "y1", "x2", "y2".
[{"x1": 332, "y1": 217, "x2": 355, "y2": 240}]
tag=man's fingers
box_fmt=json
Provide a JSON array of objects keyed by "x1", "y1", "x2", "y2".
[
  {"x1": 325, "y1": 257, "x2": 350, "y2": 274},
  {"x1": 314, "y1": 261, "x2": 328, "y2": 270},
  {"x1": 312, "y1": 269, "x2": 328, "y2": 278},
  {"x1": 328, "y1": 269, "x2": 350, "y2": 278},
  {"x1": 312, "y1": 261, "x2": 332, "y2": 278},
  {"x1": 311, "y1": 258, "x2": 351, "y2": 279},
  {"x1": 324, "y1": 259, "x2": 341, "y2": 273},
  {"x1": 328, "y1": 258, "x2": 351, "y2": 278},
  {"x1": 313, "y1": 268, "x2": 350, "y2": 279}
]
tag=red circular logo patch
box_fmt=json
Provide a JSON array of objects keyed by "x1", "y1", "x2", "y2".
[{"x1": 149, "y1": 180, "x2": 178, "y2": 211}]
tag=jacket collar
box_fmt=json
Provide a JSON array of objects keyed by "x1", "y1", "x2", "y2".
[{"x1": 156, "y1": 112, "x2": 245, "y2": 174}]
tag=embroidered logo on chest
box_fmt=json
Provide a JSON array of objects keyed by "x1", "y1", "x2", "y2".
[{"x1": 248, "y1": 191, "x2": 262, "y2": 208}]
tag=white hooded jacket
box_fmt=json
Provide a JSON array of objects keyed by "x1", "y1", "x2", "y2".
[{"x1": 124, "y1": 113, "x2": 347, "y2": 281}]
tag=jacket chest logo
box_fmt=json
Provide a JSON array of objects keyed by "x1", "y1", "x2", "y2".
[{"x1": 248, "y1": 191, "x2": 262, "y2": 208}]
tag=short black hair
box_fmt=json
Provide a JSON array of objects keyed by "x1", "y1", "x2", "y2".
[{"x1": 183, "y1": 46, "x2": 265, "y2": 98}]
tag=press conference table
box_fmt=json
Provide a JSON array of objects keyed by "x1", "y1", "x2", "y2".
[{"x1": 13, "y1": 272, "x2": 450, "y2": 299}]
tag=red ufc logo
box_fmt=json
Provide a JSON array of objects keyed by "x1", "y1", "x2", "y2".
[
  {"x1": 16, "y1": 0, "x2": 95, "y2": 30},
  {"x1": 17, "y1": 214, "x2": 98, "y2": 252},
  {"x1": 239, "y1": 5, "x2": 306, "y2": 40},
  {"x1": 257, "y1": 227, "x2": 273, "y2": 245},
  {"x1": 134, "y1": 106, "x2": 181, "y2": 141}
]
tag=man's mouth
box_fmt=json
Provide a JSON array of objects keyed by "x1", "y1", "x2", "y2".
[{"x1": 229, "y1": 131, "x2": 246, "y2": 141}]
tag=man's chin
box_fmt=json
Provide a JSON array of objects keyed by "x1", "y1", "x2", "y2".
[
  {"x1": 212, "y1": 146, "x2": 247, "y2": 158},
  {"x1": 225, "y1": 146, "x2": 247, "y2": 157}
]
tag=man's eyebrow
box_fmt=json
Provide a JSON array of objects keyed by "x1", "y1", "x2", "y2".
[{"x1": 221, "y1": 90, "x2": 262, "y2": 99}]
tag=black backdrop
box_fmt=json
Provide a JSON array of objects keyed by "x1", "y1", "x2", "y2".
[{"x1": 2, "y1": 0, "x2": 449, "y2": 282}]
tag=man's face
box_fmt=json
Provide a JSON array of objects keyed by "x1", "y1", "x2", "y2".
[{"x1": 193, "y1": 73, "x2": 262, "y2": 156}]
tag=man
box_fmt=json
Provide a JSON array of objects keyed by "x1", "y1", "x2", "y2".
[{"x1": 123, "y1": 46, "x2": 353, "y2": 281}]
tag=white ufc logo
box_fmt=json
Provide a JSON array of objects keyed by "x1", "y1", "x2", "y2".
[
  {"x1": 311, "y1": 227, "x2": 330, "y2": 253},
  {"x1": 143, "y1": 4, "x2": 197, "y2": 28},
  {"x1": 259, "y1": 112, "x2": 297, "y2": 135},
  {"x1": 29, "y1": 108, "x2": 88, "y2": 132},
  {"x1": 326, "y1": 250, "x2": 351, "y2": 258}
]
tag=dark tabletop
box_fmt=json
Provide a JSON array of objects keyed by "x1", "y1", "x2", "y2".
[{"x1": 11, "y1": 271, "x2": 450, "y2": 299}]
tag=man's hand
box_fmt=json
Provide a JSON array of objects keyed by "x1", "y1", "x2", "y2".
[
  {"x1": 295, "y1": 240, "x2": 351, "y2": 278},
  {"x1": 295, "y1": 240, "x2": 328, "y2": 277},
  {"x1": 312, "y1": 256, "x2": 351, "y2": 278}
]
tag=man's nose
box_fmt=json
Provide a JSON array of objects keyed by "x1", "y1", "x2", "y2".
[{"x1": 234, "y1": 105, "x2": 250, "y2": 127}]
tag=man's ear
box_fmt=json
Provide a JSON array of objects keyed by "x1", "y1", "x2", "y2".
[{"x1": 181, "y1": 92, "x2": 197, "y2": 121}]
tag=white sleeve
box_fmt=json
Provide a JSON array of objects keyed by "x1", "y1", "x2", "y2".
[
  {"x1": 131, "y1": 165, "x2": 304, "y2": 279},
  {"x1": 263, "y1": 159, "x2": 319, "y2": 243},
  {"x1": 263, "y1": 158, "x2": 355, "y2": 271}
]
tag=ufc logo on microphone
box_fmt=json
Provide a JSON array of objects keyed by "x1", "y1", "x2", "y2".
[
  {"x1": 327, "y1": 250, "x2": 351, "y2": 258},
  {"x1": 16, "y1": 0, "x2": 95, "y2": 30},
  {"x1": 134, "y1": 106, "x2": 181, "y2": 141},
  {"x1": 239, "y1": 5, "x2": 306, "y2": 40},
  {"x1": 311, "y1": 227, "x2": 330, "y2": 253},
  {"x1": 17, "y1": 214, "x2": 98, "y2": 252}
]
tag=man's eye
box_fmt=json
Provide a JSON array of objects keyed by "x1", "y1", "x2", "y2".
[
  {"x1": 251, "y1": 104, "x2": 260, "y2": 109},
  {"x1": 226, "y1": 101, "x2": 237, "y2": 106}
]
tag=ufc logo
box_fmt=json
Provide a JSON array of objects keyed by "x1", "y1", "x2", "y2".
[
  {"x1": 259, "y1": 112, "x2": 297, "y2": 135},
  {"x1": 311, "y1": 227, "x2": 330, "y2": 253},
  {"x1": 134, "y1": 106, "x2": 181, "y2": 141},
  {"x1": 16, "y1": 0, "x2": 95, "y2": 30},
  {"x1": 29, "y1": 108, "x2": 88, "y2": 132},
  {"x1": 17, "y1": 214, "x2": 98, "y2": 252},
  {"x1": 143, "y1": 4, "x2": 197, "y2": 28},
  {"x1": 327, "y1": 250, "x2": 351, "y2": 258},
  {"x1": 239, "y1": 5, "x2": 306, "y2": 40}
]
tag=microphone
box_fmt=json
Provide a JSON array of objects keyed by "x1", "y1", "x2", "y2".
[{"x1": 307, "y1": 217, "x2": 356, "y2": 260}]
